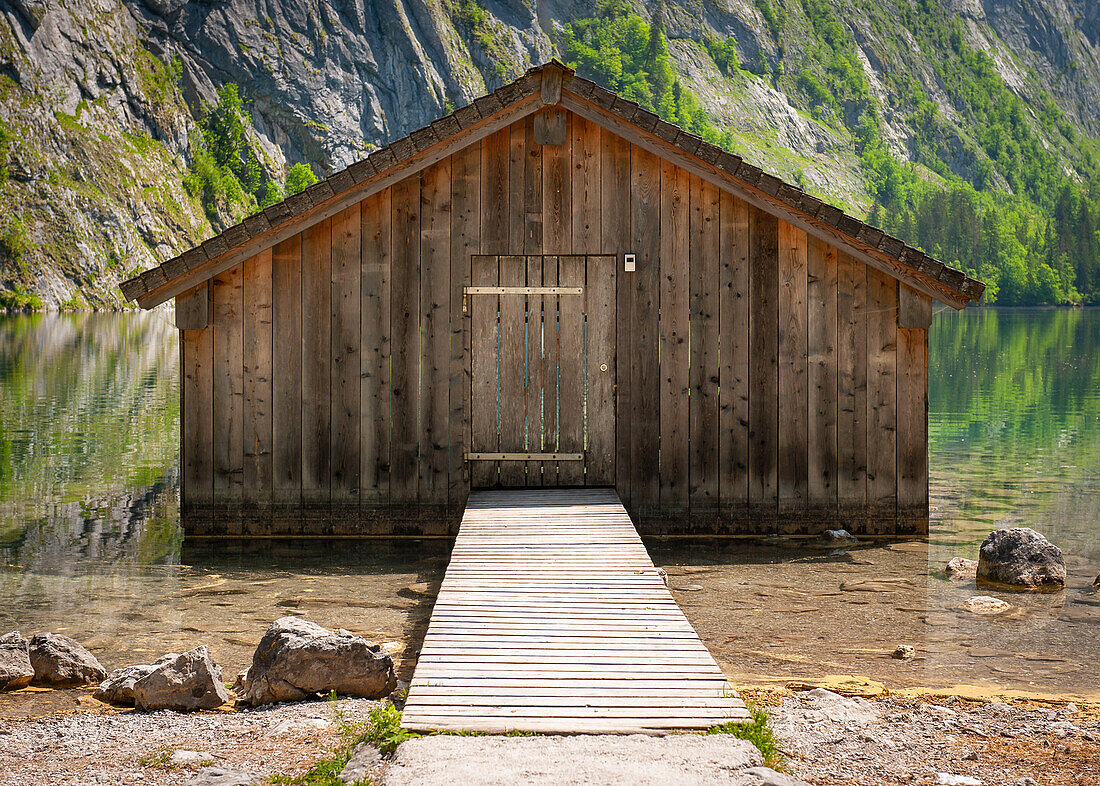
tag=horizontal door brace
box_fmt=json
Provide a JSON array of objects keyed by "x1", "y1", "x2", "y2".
[
  {"x1": 463, "y1": 286, "x2": 584, "y2": 295},
  {"x1": 465, "y1": 452, "x2": 584, "y2": 461}
]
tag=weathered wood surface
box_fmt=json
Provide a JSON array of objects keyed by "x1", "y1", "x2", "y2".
[
  {"x1": 179, "y1": 110, "x2": 927, "y2": 537},
  {"x1": 402, "y1": 488, "x2": 749, "y2": 733}
]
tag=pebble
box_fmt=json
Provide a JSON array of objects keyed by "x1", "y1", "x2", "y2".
[
  {"x1": 962, "y1": 596, "x2": 1012, "y2": 614},
  {"x1": 891, "y1": 644, "x2": 915, "y2": 660},
  {"x1": 676, "y1": 584, "x2": 704, "y2": 592},
  {"x1": 935, "y1": 775, "x2": 981, "y2": 786}
]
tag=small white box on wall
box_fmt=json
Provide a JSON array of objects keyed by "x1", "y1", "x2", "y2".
[{"x1": 624, "y1": 253, "x2": 636, "y2": 272}]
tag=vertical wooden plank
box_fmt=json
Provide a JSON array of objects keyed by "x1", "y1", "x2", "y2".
[
  {"x1": 806, "y1": 236, "x2": 838, "y2": 530},
  {"x1": 508, "y1": 120, "x2": 526, "y2": 254},
  {"x1": 450, "y1": 146, "x2": 480, "y2": 507},
  {"x1": 837, "y1": 251, "x2": 868, "y2": 533},
  {"x1": 867, "y1": 265, "x2": 898, "y2": 533},
  {"x1": 331, "y1": 203, "x2": 361, "y2": 514},
  {"x1": 523, "y1": 114, "x2": 543, "y2": 255},
  {"x1": 470, "y1": 255, "x2": 499, "y2": 488},
  {"x1": 526, "y1": 255, "x2": 545, "y2": 485},
  {"x1": 390, "y1": 175, "x2": 421, "y2": 503},
  {"x1": 585, "y1": 254, "x2": 616, "y2": 486},
  {"x1": 272, "y1": 235, "x2": 302, "y2": 514},
  {"x1": 748, "y1": 206, "x2": 779, "y2": 531},
  {"x1": 212, "y1": 263, "x2": 243, "y2": 527},
  {"x1": 542, "y1": 256, "x2": 560, "y2": 484},
  {"x1": 602, "y1": 131, "x2": 631, "y2": 504},
  {"x1": 182, "y1": 289, "x2": 214, "y2": 520},
  {"x1": 689, "y1": 176, "x2": 720, "y2": 520},
  {"x1": 630, "y1": 144, "x2": 660, "y2": 517},
  {"x1": 659, "y1": 161, "x2": 689, "y2": 516},
  {"x1": 777, "y1": 221, "x2": 808, "y2": 533},
  {"x1": 897, "y1": 286, "x2": 929, "y2": 535},
  {"x1": 301, "y1": 219, "x2": 332, "y2": 511},
  {"x1": 559, "y1": 255, "x2": 585, "y2": 486},
  {"x1": 361, "y1": 190, "x2": 391, "y2": 505},
  {"x1": 718, "y1": 191, "x2": 750, "y2": 531},
  {"x1": 482, "y1": 128, "x2": 509, "y2": 255},
  {"x1": 419, "y1": 159, "x2": 451, "y2": 504},
  {"x1": 242, "y1": 248, "x2": 273, "y2": 522},
  {"x1": 571, "y1": 116, "x2": 601, "y2": 254},
  {"x1": 498, "y1": 255, "x2": 526, "y2": 485},
  {"x1": 543, "y1": 112, "x2": 571, "y2": 254}
]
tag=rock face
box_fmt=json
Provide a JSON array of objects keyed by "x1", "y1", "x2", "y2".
[
  {"x1": 132, "y1": 646, "x2": 231, "y2": 712},
  {"x1": 945, "y1": 557, "x2": 979, "y2": 580},
  {"x1": 94, "y1": 653, "x2": 180, "y2": 705},
  {"x1": 977, "y1": 528, "x2": 1066, "y2": 589},
  {"x1": 0, "y1": 632, "x2": 35, "y2": 691},
  {"x1": 28, "y1": 633, "x2": 107, "y2": 687},
  {"x1": 240, "y1": 617, "x2": 396, "y2": 706}
]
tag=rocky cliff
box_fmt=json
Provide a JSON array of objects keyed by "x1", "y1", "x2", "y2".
[{"x1": 1, "y1": 0, "x2": 1097, "y2": 308}]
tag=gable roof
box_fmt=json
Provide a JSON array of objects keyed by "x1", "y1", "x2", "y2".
[{"x1": 121, "y1": 61, "x2": 985, "y2": 310}]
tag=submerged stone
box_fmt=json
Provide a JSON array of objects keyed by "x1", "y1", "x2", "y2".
[
  {"x1": 963, "y1": 596, "x2": 1012, "y2": 615},
  {"x1": 977, "y1": 528, "x2": 1065, "y2": 590},
  {"x1": 28, "y1": 633, "x2": 107, "y2": 687},
  {"x1": 945, "y1": 557, "x2": 978, "y2": 581},
  {"x1": 0, "y1": 631, "x2": 34, "y2": 691}
]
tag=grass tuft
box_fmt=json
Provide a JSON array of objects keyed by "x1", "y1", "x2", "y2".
[{"x1": 706, "y1": 705, "x2": 783, "y2": 769}]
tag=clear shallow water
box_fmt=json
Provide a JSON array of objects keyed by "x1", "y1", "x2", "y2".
[{"x1": 0, "y1": 308, "x2": 1097, "y2": 708}]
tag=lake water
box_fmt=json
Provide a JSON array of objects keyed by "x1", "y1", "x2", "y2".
[{"x1": 1, "y1": 307, "x2": 1097, "y2": 711}]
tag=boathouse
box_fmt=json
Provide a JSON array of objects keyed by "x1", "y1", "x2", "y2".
[{"x1": 121, "y1": 61, "x2": 984, "y2": 538}]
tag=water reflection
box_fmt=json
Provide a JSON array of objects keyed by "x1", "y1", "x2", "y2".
[{"x1": 0, "y1": 308, "x2": 1097, "y2": 706}]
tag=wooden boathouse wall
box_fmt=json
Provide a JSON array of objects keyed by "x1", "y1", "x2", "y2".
[{"x1": 176, "y1": 109, "x2": 932, "y2": 537}]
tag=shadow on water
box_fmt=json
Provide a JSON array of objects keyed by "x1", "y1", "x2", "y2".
[{"x1": 1, "y1": 308, "x2": 1098, "y2": 706}]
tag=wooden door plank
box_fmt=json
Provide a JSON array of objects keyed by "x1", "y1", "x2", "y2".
[
  {"x1": 450, "y1": 147, "x2": 479, "y2": 508},
  {"x1": 867, "y1": 265, "x2": 898, "y2": 533},
  {"x1": 419, "y1": 159, "x2": 451, "y2": 504},
  {"x1": 301, "y1": 219, "x2": 332, "y2": 510},
  {"x1": 242, "y1": 248, "x2": 273, "y2": 518},
  {"x1": 541, "y1": 256, "x2": 560, "y2": 486},
  {"x1": 659, "y1": 160, "x2": 689, "y2": 516},
  {"x1": 630, "y1": 144, "x2": 660, "y2": 516},
  {"x1": 585, "y1": 254, "x2": 616, "y2": 486},
  {"x1": 390, "y1": 175, "x2": 420, "y2": 503},
  {"x1": 777, "y1": 221, "x2": 808, "y2": 532},
  {"x1": 498, "y1": 255, "x2": 527, "y2": 486},
  {"x1": 718, "y1": 191, "x2": 749, "y2": 531},
  {"x1": 272, "y1": 235, "x2": 302, "y2": 513},
  {"x1": 331, "y1": 203, "x2": 361, "y2": 512},
  {"x1": 807, "y1": 236, "x2": 838, "y2": 529},
  {"x1": 212, "y1": 262, "x2": 243, "y2": 525},
  {"x1": 748, "y1": 206, "x2": 779, "y2": 531},
  {"x1": 689, "y1": 175, "x2": 720, "y2": 518},
  {"x1": 602, "y1": 130, "x2": 631, "y2": 504},
  {"x1": 360, "y1": 190, "x2": 391, "y2": 504},
  {"x1": 470, "y1": 255, "x2": 499, "y2": 488},
  {"x1": 526, "y1": 255, "x2": 546, "y2": 485},
  {"x1": 558, "y1": 255, "x2": 585, "y2": 486},
  {"x1": 837, "y1": 251, "x2": 867, "y2": 532}
]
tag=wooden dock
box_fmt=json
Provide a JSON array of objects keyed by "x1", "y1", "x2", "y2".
[{"x1": 401, "y1": 488, "x2": 749, "y2": 733}]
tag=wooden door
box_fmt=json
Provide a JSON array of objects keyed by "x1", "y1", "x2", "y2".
[{"x1": 468, "y1": 255, "x2": 616, "y2": 487}]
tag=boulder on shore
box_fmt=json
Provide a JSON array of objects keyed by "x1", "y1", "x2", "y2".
[
  {"x1": 94, "y1": 653, "x2": 180, "y2": 705},
  {"x1": 0, "y1": 631, "x2": 34, "y2": 691},
  {"x1": 977, "y1": 528, "x2": 1066, "y2": 589},
  {"x1": 28, "y1": 633, "x2": 107, "y2": 687},
  {"x1": 133, "y1": 646, "x2": 231, "y2": 712},
  {"x1": 240, "y1": 617, "x2": 396, "y2": 706},
  {"x1": 945, "y1": 557, "x2": 978, "y2": 581}
]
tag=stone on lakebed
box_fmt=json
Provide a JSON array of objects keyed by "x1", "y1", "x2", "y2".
[
  {"x1": 133, "y1": 646, "x2": 231, "y2": 712},
  {"x1": 945, "y1": 557, "x2": 978, "y2": 581},
  {"x1": 95, "y1": 653, "x2": 180, "y2": 705},
  {"x1": 239, "y1": 617, "x2": 396, "y2": 706},
  {"x1": 0, "y1": 631, "x2": 34, "y2": 691},
  {"x1": 977, "y1": 527, "x2": 1065, "y2": 590},
  {"x1": 28, "y1": 632, "x2": 107, "y2": 687},
  {"x1": 963, "y1": 596, "x2": 1012, "y2": 615}
]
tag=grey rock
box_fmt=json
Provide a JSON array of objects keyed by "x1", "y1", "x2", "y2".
[
  {"x1": 28, "y1": 633, "x2": 107, "y2": 687},
  {"x1": 742, "y1": 767, "x2": 811, "y2": 786},
  {"x1": 381, "y1": 733, "x2": 764, "y2": 785},
  {"x1": 977, "y1": 528, "x2": 1066, "y2": 589},
  {"x1": 891, "y1": 644, "x2": 915, "y2": 660},
  {"x1": 0, "y1": 632, "x2": 34, "y2": 691},
  {"x1": 132, "y1": 646, "x2": 231, "y2": 712},
  {"x1": 184, "y1": 767, "x2": 260, "y2": 786},
  {"x1": 338, "y1": 742, "x2": 382, "y2": 784},
  {"x1": 241, "y1": 617, "x2": 396, "y2": 706},
  {"x1": 945, "y1": 557, "x2": 978, "y2": 580},
  {"x1": 94, "y1": 653, "x2": 180, "y2": 705},
  {"x1": 819, "y1": 529, "x2": 858, "y2": 546}
]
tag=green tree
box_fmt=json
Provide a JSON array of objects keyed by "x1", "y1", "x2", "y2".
[{"x1": 285, "y1": 163, "x2": 318, "y2": 196}]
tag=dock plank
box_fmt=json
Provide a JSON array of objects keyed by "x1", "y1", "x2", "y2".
[{"x1": 402, "y1": 488, "x2": 748, "y2": 733}]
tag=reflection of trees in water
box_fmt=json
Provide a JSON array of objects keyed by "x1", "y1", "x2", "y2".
[
  {"x1": 930, "y1": 308, "x2": 1100, "y2": 560},
  {"x1": 0, "y1": 311, "x2": 183, "y2": 569}
]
